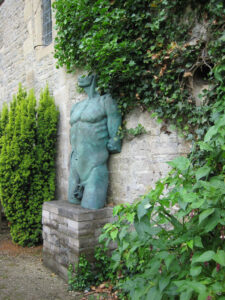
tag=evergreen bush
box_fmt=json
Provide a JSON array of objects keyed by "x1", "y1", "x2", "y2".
[{"x1": 0, "y1": 85, "x2": 59, "y2": 246}]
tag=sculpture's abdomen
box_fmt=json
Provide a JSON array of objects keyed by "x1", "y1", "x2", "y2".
[{"x1": 70, "y1": 119, "x2": 109, "y2": 182}]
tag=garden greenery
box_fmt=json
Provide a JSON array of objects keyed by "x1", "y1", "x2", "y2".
[
  {"x1": 53, "y1": 0, "x2": 225, "y2": 144},
  {"x1": 53, "y1": 0, "x2": 225, "y2": 298},
  {"x1": 67, "y1": 91, "x2": 225, "y2": 298},
  {"x1": 68, "y1": 246, "x2": 112, "y2": 291},
  {"x1": 98, "y1": 76, "x2": 225, "y2": 299},
  {"x1": 0, "y1": 85, "x2": 59, "y2": 246}
]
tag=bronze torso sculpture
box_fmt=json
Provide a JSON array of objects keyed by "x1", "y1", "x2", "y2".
[{"x1": 68, "y1": 75, "x2": 122, "y2": 209}]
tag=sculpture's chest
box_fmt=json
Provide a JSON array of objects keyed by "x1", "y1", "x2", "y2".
[
  {"x1": 71, "y1": 97, "x2": 106, "y2": 124},
  {"x1": 82, "y1": 98, "x2": 106, "y2": 122}
]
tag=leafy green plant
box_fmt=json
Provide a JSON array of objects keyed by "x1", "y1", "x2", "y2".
[
  {"x1": 53, "y1": 1, "x2": 225, "y2": 297},
  {"x1": 118, "y1": 123, "x2": 147, "y2": 139},
  {"x1": 94, "y1": 246, "x2": 113, "y2": 283},
  {"x1": 68, "y1": 255, "x2": 94, "y2": 291},
  {"x1": 53, "y1": 0, "x2": 225, "y2": 146},
  {"x1": 68, "y1": 246, "x2": 114, "y2": 292},
  {"x1": 99, "y1": 82, "x2": 225, "y2": 299},
  {"x1": 0, "y1": 85, "x2": 59, "y2": 246}
]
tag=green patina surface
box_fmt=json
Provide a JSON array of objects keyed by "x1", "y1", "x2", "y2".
[{"x1": 68, "y1": 75, "x2": 121, "y2": 209}]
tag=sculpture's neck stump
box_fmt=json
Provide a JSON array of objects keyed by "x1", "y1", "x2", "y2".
[
  {"x1": 84, "y1": 75, "x2": 99, "y2": 99},
  {"x1": 84, "y1": 86, "x2": 99, "y2": 99}
]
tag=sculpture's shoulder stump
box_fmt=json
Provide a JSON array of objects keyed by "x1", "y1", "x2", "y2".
[
  {"x1": 100, "y1": 93, "x2": 115, "y2": 104},
  {"x1": 42, "y1": 200, "x2": 115, "y2": 280}
]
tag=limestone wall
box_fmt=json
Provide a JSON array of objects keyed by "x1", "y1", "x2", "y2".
[
  {"x1": 108, "y1": 110, "x2": 190, "y2": 204},
  {"x1": 0, "y1": 0, "x2": 83, "y2": 200},
  {"x1": 42, "y1": 201, "x2": 115, "y2": 279},
  {"x1": 0, "y1": 0, "x2": 191, "y2": 205}
]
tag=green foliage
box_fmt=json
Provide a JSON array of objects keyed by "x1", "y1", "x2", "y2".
[
  {"x1": 68, "y1": 246, "x2": 112, "y2": 291},
  {"x1": 93, "y1": 246, "x2": 111, "y2": 283},
  {"x1": 118, "y1": 123, "x2": 147, "y2": 139},
  {"x1": 32, "y1": 86, "x2": 59, "y2": 204},
  {"x1": 99, "y1": 84, "x2": 225, "y2": 299},
  {"x1": 53, "y1": 1, "x2": 225, "y2": 297},
  {"x1": 0, "y1": 84, "x2": 59, "y2": 246},
  {"x1": 53, "y1": 0, "x2": 225, "y2": 144},
  {"x1": 68, "y1": 255, "x2": 94, "y2": 291}
]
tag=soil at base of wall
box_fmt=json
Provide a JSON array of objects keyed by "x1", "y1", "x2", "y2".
[{"x1": 0, "y1": 218, "x2": 114, "y2": 300}]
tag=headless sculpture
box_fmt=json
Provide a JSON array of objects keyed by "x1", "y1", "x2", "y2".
[{"x1": 68, "y1": 75, "x2": 122, "y2": 209}]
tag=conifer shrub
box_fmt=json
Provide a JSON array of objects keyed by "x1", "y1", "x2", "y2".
[{"x1": 0, "y1": 85, "x2": 59, "y2": 246}]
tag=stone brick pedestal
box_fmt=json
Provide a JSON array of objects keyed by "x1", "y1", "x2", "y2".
[{"x1": 42, "y1": 200, "x2": 114, "y2": 280}]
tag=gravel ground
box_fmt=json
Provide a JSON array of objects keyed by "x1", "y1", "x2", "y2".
[{"x1": 0, "y1": 219, "x2": 86, "y2": 300}]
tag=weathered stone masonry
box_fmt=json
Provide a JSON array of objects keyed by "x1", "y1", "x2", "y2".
[
  {"x1": 0, "y1": 0, "x2": 191, "y2": 205},
  {"x1": 42, "y1": 201, "x2": 114, "y2": 279}
]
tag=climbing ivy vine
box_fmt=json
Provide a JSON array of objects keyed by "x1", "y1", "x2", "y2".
[
  {"x1": 52, "y1": 2, "x2": 225, "y2": 298},
  {"x1": 99, "y1": 79, "x2": 225, "y2": 299},
  {"x1": 53, "y1": 0, "x2": 225, "y2": 143}
]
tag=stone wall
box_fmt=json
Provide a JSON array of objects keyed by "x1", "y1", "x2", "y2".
[
  {"x1": 108, "y1": 109, "x2": 190, "y2": 205},
  {"x1": 0, "y1": 0, "x2": 191, "y2": 205},
  {"x1": 42, "y1": 201, "x2": 114, "y2": 279},
  {"x1": 0, "y1": 0, "x2": 83, "y2": 200}
]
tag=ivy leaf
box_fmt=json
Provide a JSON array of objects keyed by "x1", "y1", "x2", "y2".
[
  {"x1": 168, "y1": 156, "x2": 190, "y2": 172},
  {"x1": 111, "y1": 251, "x2": 121, "y2": 270},
  {"x1": 194, "y1": 236, "x2": 203, "y2": 248},
  {"x1": 190, "y1": 266, "x2": 202, "y2": 276},
  {"x1": 188, "y1": 281, "x2": 206, "y2": 294},
  {"x1": 211, "y1": 282, "x2": 224, "y2": 294},
  {"x1": 159, "y1": 277, "x2": 170, "y2": 292},
  {"x1": 190, "y1": 198, "x2": 205, "y2": 209},
  {"x1": 203, "y1": 210, "x2": 220, "y2": 233},
  {"x1": 146, "y1": 286, "x2": 162, "y2": 300},
  {"x1": 121, "y1": 240, "x2": 129, "y2": 251},
  {"x1": 126, "y1": 212, "x2": 135, "y2": 223},
  {"x1": 198, "y1": 208, "x2": 215, "y2": 224},
  {"x1": 198, "y1": 292, "x2": 211, "y2": 300},
  {"x1": 164, "y1": 254, "x2": 175, "y2": 270},
  {"x1": 192, "y1": 251, "x2": 215, "y2": 264},
  {"x1": 119, "y1": 225, "x2": 128, "y2": 240},
  {"x1": 129, "y1": 60, "x2": 135, "y2": 66},
  {"x1": 113, "y1": 205, "x2": 122, "y2": 216},
  {"x1": 204, "y1": 125, "x2": 217, "y2": 142},
  {"x1": 195, "y1": 165, "x2": 211, "y2": 180},
  {"x1": 174, "y1": 280, "x2": 206, "y2": 295},
  {"x1": 137, "y1": 198, "x2": 150, "y2": 220},
  {"x1": 110, "y1": 228, "x2": 118, "y2": 240},
  {"x1": 210, "y1": 176, "x2": 225, "y2": 194},
  {"x1": 180, "y1": 291, "x2": 192, "y2": 300},
  {"x1": 213, "y1": 250, "x2": 225, "y2": 266},
  {"x1": 135, "y1": 215, "x2": 161, "y2": 237},
  {"x1": 214, "y1": 64, "x2": 225, "y2": 83},
  {"x1": 198, "y1": 141, "x2": 213, "y2": 152},
  {"x1": 180, "y1": 190, "x2": 198, "y2": 203},
  {"x1": 187, "y1": 240, "x2": 194, "y2": 250}
]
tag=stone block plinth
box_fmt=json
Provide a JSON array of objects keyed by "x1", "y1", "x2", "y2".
[{"x1": 42, "y1": 200, "x2": 114, "y2": 280}]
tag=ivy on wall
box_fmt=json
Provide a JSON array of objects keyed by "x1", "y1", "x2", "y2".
[
  {"x1": 53, "y1": 0, "x2": 225, "y2": 144},
  {"x1": 52, "y1": 2, "x2": 225, "y2": 297},
  {"x1": 0, "y1": 85, "x2": 59, "y2": 246}
]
